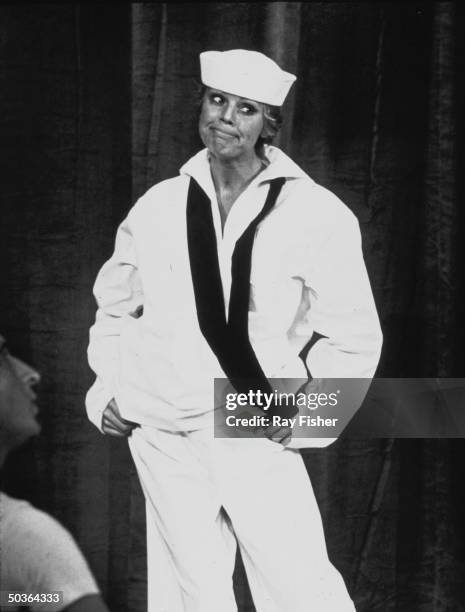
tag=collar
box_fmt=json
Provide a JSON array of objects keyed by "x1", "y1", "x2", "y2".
[{"x1": 179, "y1": 146, "x2": 311, "y2": 195}]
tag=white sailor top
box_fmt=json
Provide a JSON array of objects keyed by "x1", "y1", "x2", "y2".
[{"x1": 86, "y1": 146, "x2": 383, "y2": 434}]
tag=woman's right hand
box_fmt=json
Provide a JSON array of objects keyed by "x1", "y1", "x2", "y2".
[{"x1": 102, "y1": 398, "x2": 139, "y2": 437}]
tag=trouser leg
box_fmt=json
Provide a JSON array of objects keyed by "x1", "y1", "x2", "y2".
[
  {"x1": 128, "y1": 426, "x2": 238, "y2": 612},
  {"x1": 215, "y1": 439, "x2": 356, "y2": 612},
  {"x1": 144, "y1": 501, "x2": 183, "y2": 611}
]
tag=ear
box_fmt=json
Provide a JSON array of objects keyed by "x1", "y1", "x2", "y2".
[{"x1": 260, "y1": 118, "x2": 272, "y2": 140}]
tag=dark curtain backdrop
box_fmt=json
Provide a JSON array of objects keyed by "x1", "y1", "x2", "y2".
[{"x1": 1, "y1": 3, "x2": 464, "y2": 611}]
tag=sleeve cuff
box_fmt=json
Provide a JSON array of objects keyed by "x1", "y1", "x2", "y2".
[
  {"x1": 286, "y1": 437, "x2": 337, "y2": 449},
  {"x1": 85, "y1": 382, "x2": 114, "y2": 433}
]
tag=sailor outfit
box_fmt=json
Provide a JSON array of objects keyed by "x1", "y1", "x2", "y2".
[{"x1": 86, "y1": 144, "x2": 381, "y2": 611}]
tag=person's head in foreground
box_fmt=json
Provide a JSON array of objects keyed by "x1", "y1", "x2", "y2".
[
  {"x1": 198, "y1": 49, "x2": 296, "y2": 167},
  {"x1": 0, "y1": 334, "x2": 109, "y2": 612},
  {"x1": 0, "y1": 334, "x2": 41, "y2": 466}
]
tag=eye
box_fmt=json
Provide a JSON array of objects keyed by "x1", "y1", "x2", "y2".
[
  {"x1": 238, "y1": 103, "x2": 258, "y2": 115},
  {"x1": 209, "y1": 93, "x2": 225, "y2": 105}
]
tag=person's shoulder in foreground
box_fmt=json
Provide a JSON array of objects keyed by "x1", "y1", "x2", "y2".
[
  {"x1": 0, "y1": 492, "x2": 106, "y2": 612},
  {"x1": 0, "y1": 335, "x2": 109, "y2": 612}
]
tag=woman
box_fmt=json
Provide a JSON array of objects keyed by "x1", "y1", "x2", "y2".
[{"x1": 87, "y1": 49, "x2": 382, "y2": 611}]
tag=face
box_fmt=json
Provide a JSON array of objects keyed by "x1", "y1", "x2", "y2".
[
  {"x1": 199, "y1": 88, "x2": 266, "y2": 163},
  {"x1": 0, "y1": 337, "x2": 41, "y2": 449}
]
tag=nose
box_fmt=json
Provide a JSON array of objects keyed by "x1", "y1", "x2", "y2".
[
  {"x1": 10, "y1": 355, "x2": 41, "y2": 396},
  {"x1": 220, "y1": 101, "x2": 235, "y2": 125}
]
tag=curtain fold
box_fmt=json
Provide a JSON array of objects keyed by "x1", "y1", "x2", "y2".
[{"x1": 422, "y1": 2, "x2": 460, "y2": 377}]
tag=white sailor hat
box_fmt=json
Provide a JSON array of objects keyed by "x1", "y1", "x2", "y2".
[{"x1": 199, "y1": 49, "x2": 296, "y2": 107}]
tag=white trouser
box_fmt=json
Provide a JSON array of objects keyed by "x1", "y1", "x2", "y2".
[{"x1": 128, "y1": 426, "x2": 355, "y2": 612}]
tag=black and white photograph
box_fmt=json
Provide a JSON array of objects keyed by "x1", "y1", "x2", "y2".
[{"x1": 1, "y1": 3, "x2": 464, "y2": 611}]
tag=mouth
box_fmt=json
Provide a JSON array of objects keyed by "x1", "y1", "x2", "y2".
[{"x1": 211, "y1": 127, "x2": 238, "y2": 139}]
